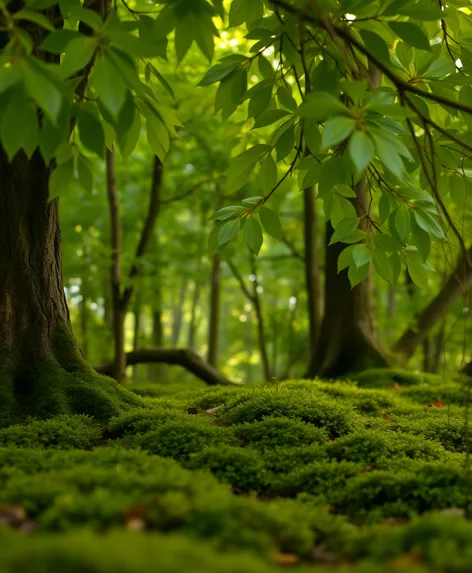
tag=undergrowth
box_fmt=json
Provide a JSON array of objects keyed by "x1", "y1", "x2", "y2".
[{"x1": 1, "y1": 367, "x2": 472, "y2": 572}]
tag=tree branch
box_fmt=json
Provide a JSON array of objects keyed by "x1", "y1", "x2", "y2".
[{"x1": 95, "y1": 348, "x2": 240, "y2": 386}]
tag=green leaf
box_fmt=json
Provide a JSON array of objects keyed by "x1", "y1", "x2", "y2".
[
  {"x1": 258, "y1": 55, "x2": 275, "y2": 80},
  {"x1": 242, "y1": 196, "x2": 263, "y2": 206},
  {"x1": 277, "y1": 86, "x2": 297, "y2": 111},
  {"x1": 389, "y1": 22, "x2": 431, "y2": 51},
  {"x1": 146, "y1": 116, "x2": 170, "y2": 163},
  {"x1": 41, "y1": 29, "x2": 81, "y2": 53},
  {"x1": 14, "y1": 9, "x2": 54, "y2": 31},
  {"x1": 198, "y1": 62, "x2": 237, "y2": 86},
  {"x1": 348, "y1": 262, "x2": 369, "y2": 287},
  {"x1": 394, "y1": 205, "x2": 411, "y2": 242},
  {"x1": 1, "y1": 94, "x2": 39, "y2": 160},
  {"x1": 413, "y1": 209, "x2": 444, "y2": 238},
  {"x1": 411, "y1": 216, "x2": 431, "y2": 261},
  {"x1": 352, "y1": 244, "x2": 372, "y2": 267},
  {"x1": 359, "y1": 30, "x2": 391, "y2": 64},
  {"x1": 338, "y1": 244, "x2": 356, "y2": 272},
  {"x1": 276, "y1": 123, "x2": 295, "y2": 162},
  {"x1": 407, "y1": 258, "x2": 429, "y2": 288},
  {"x1": 423, "y1": 58, "x2": 456, "y2": 79},
  {"x1": 0, "y1": 61, "x2": 21, "y2": 94},
  {"x1": 322, "y1": 116, "x2": 355, "y2": 148},
  {"x1": 297, "y1": 92, "x2": 348, "y2": 121},
  {"x1": 329, "y1": 217, "x2": 359, "y2": 244},
  {"x1": 253, "y1": 109, "x2": 290, "y2": 128},
  {"x1": 49, "y1": 158, "x2": 74, "y2": 200},
  {"x1": 119, "y1": 111, "x2": 141, "y2": 159},
  {"x1": 378, "y1": 194, "x2": 391, "y2": 223},
  {"x1": 208, "y1": 224, "x2": 221, "y2": 255},
  {"x1": 230, "y1": 67, "x2": 248, "y2": 104},
  {"x1": 259, "y1": 206, "x2": 282, "y2": 240},
  {"x1": 91, "y1": 54, "x2": 127, "y2": 116},
  {"x1": 303, "y1": 119, "x2": 321, "y2": 155},
  {"x1": 348, "y1": 131, "x2": 375, "y2": 173},
  {"x1": 258, "y1": 155, "x2": 277, "y2": 192},
  {"x1": 372, "y1": 233, "x2": 400, "y2": 252},
  {"x1": 372, "y1": 132, "x2": 405, "y2": 180},
  {"x1": 248, "y1": 85, "x2": 272, "y2": 118},
  {"x1": 60, "y1": 36, "x2": 97, "y2": 77},
  {"x1": 393, "y1": 0, "x2": 443, "y2": 20},
  {"x1": 244, "y1": 216, "x2": 263, "y2": 255},
  {"x1": 22, "y1": 59, "x2": 62, "y2": 122},
  {"x1": 78, "y1": 110, "x2": 105, "y2": 157},
  {"x1": 227, "y1": 144, "x2": 269, "y2": 194},
  {"x1": 211, "y1": 206, "x2": 246, "y2": 221},
  {"x1": 39, "y1": 110, "x2": 69, "y2": 162},
  {"x1": 77, "y1": 153, "x2": 94, "y2": 192},
  {"x1": 218, "y1": 219, "x2": 241, "y2": 246},
  {"x1": 336, "y1": 184, "x2": 356, "y2": 198},
  {"x1": 372, "y1": 251, "x2": 395, "y2": 285}
]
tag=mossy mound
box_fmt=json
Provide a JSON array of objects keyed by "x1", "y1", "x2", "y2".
[{"x1": 2, "y1": 367, "x2": 472, "y2": 571}]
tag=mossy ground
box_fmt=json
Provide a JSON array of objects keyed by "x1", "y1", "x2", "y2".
[{"x1": 1, "y1": 367, "x2": 472, "y2": 571}]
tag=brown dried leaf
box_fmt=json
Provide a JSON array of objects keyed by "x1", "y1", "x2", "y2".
[{"x1": 273, "y1": 552, "x2": 300, "y2": 566}]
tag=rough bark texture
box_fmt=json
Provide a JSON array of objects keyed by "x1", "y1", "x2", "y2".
[
  {"x1": 0, "y1": 150, "x2": 141, "y2": 427},
  {"x1": 394, "y1": 247, "x2": 472, "y2": 361},
  {"x1": 95, "y1": 348, "x2": 238, "y2": 386}
]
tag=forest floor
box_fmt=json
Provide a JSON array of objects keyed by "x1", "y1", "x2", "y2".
[{"x1": 0, "y1": 368, "x2": 472, "y2": 572}]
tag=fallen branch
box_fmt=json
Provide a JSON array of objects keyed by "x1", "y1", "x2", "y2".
[{"x1": 95, "y1": 348, "x2": 240, "y2": 386}]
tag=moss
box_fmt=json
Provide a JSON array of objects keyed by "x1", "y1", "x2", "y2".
[
  {"x1": 352, "y1": 368, "x2": 442, "y2": 389},
  {"x1": 0, "y1": 359, "x2": 144, "y2": 428},
  {"x1": 233, "y1": 416, "x2": 328, "y2": 449},
  {"x1": 188, "y1": 446, "x2": 269, "y2": 492},
  {"x1": 0, "y1": 415, "x2": 102, "y2": 449},
  {"x1": 0, "y1": 530, "x2": 281, "y2": 573},
  {"x1": 220, "y1": 388, "x2": 362, "y2": 435},
  {"x1": 335, "y1": 460, "x2": 466, "y2": 522},
  {"x1": 326, "y1": 429, "x2": 446, "y2": 464},
  {"x1": 107, "y1": 406, "x2": 188, "y2": 438},
  {"x1": 133, "y1": 419, "x2": 237, "y2": 462}
]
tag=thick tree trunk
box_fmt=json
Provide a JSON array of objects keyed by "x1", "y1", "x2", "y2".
[
  {"x1": 306, "y1": 181, "x2": 387, "y2": 378},
  {"x1": 171, "y1": 279, "x2": 188, "y2": 347},
  {"x1": 394, "y1": 247, "x2": 472, "y2": 361},
  {"x1": 207, "y1": 254, "x2": 221, "y2": 368},
  {"x1": 303, "y1": 184, "x2": 322, "y2": 355},
  {"x1": 0, "y1": 151, "x2": 139, "y2": 427}
]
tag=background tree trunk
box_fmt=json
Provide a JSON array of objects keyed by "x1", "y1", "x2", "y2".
[
  {"x1": 207, "y1": 254, "x2": 221, "y2": 368},
  {"x1": 106, "y1": 147, "x2": 127, "y2": 384}
]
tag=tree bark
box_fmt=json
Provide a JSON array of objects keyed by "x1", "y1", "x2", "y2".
[
  {"x1": 187, "y1": 280, "x2": 201, "y2": 349},
  {"x1": 0, "y1": 150, "x2": 140, "y2": 427},
  {"x1": 250, "y1": 257, "x2": 272, "y2": 382},
  {"x1": 394, "y1": 246, "x2": 472, "y2": 361},
  {"x1": 95, "y1": 348, "x2": 239, "y2": 386},
  {"x1": 207, "y1": 254, "x2": 221, "y2": 368},
  {"x1": 303, "y1": 184, "x2": 322, "y2": 356},
  {"x1": 106, "y1": 147, "x2": 127, "y2": 385},
  {"x1": 171, "y1": 279, "x2": 189, "y2": 347},
  {"x1": 132, "y1": 292, "x2": 141, "y2": 382}
]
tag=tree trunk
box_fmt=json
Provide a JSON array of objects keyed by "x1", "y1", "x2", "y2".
[
  {"x1": 431, "y1": 325, "x2": 445, "y2": 374},
  {"x1": 171, "y1": 279, "x2": 188, "y2": 347},
  {"x1": 422, "y1": 336, "x2": 431, "y2": 372},
  {"x1": 148, "y1": 306, "x2": 165, "y2": 382},
  {"x1": 303, "y1": 184, "x2": 322, "y2": 356},
  {"x1": 132, "y1": 292, "x2": 141, "y2": 382},
  {"x1": 250, "y1": 258, "x2": 272, "y2": 382},
  {"x1": 306, "y1": 179, "x2": 387, "y2": 378},
  {"x1": 0, "y1": 150, "x2": 139, "y2": 427},
  {"x1": 106, "y1": 147, "x2": 127, "y2": 384},
  {"x1": 187, "y1": 280, "x2": 201, "y2": 350},
  {"x1": 394, "y1": 246, "x2": 472, "y2": 361},
  {"x1": 207, "y1": 254, "x2": 221, "y2": 368}
]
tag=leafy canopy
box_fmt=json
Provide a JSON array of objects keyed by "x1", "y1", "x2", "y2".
[{"x1": 1, "y1": 0, "x2": 472, "y2": 287}]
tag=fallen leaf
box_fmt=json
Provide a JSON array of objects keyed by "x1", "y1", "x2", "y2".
[
  {"x1": 273, "y1": 552, "x2": 300, "y2": 566},
  {"x1": 309, "y1": 544, "x2": 343, "y2": 564}
]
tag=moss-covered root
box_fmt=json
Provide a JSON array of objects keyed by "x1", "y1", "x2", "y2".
[{"x1": 0, "y1": 362, "x2": 144, "y2": 428}]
